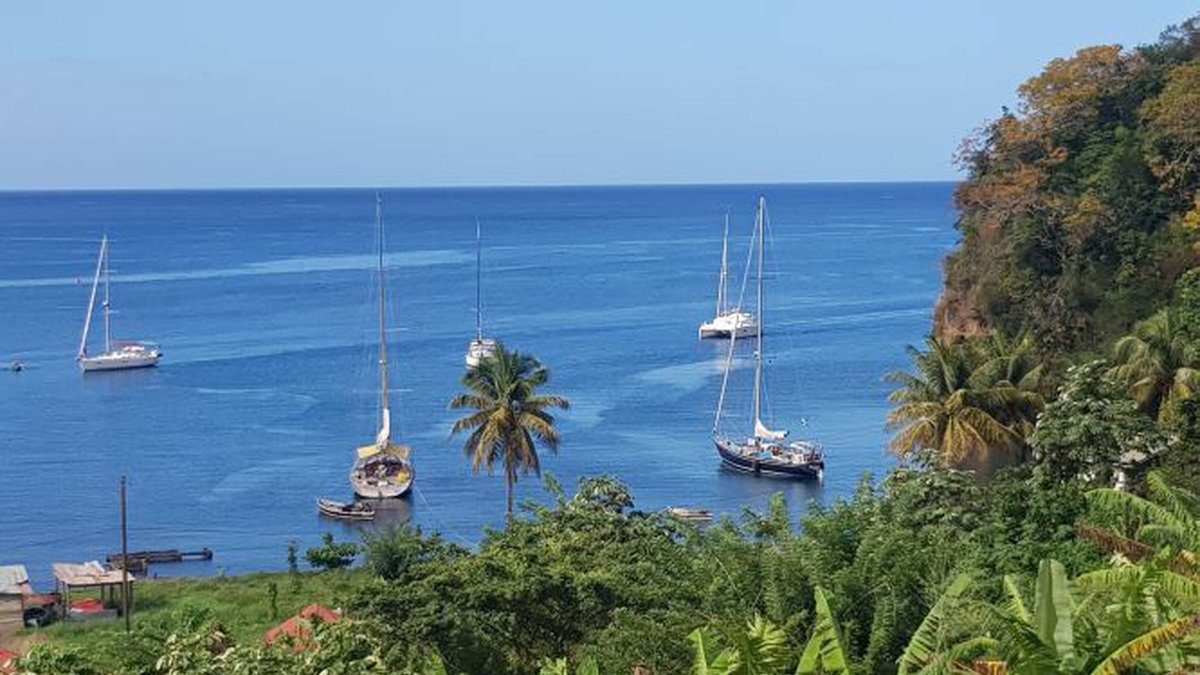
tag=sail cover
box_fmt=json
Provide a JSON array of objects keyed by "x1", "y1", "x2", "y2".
[
  {"x1": 376, "y1": 408, "x2": 391, "y2": 446},
  {"x1": 755, "y1": 418, "x2": 788, "y2": 441}
]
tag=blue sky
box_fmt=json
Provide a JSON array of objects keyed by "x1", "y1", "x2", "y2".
[{"x1": 1, "y1": 2, "x2": 1196, "y2": 189}]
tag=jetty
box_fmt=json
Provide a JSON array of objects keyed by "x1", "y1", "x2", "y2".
[{"x1": 106, "y1": 548, "x2": 213, "y2": 573}]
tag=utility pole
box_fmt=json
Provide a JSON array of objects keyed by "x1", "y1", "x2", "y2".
[{"x1": 120, "y1": 475, "x2": 130, "y2": 632}]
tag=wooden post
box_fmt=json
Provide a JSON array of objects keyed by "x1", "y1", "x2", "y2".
[{"x1": 120, "y1": 475, "x2": 130, "y2": 632}]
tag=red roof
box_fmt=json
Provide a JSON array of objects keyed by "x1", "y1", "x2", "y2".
[{"x1": 263, "y1": 604, "x2": 341, "y2": 650}]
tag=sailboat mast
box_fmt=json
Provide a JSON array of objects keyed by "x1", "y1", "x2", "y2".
[
  {"x1": 78, "y1": 236, "x2": 107, "y2": 359},
  {"x1": 103, "y1": 238, "x2": 113, "y2": 353},
  {"x1": 717, "y1": 215, "x2": 729, "y2": 316},
  {"x1": 475, "y1": 218, "x2": 483, "y2": 341},
  {"x1": 376, "y1": 194, "x2": 390, "y2": 422},
  {"x1": 752, "y1": 198, "x2": 765, "y2": 427}
]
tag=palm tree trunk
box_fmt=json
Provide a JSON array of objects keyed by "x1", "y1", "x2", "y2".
[{"x1": 506, "y1": 468, "x2": 515, "y2": 524}]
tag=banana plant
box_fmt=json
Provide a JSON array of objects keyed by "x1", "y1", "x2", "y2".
[
  {"x1": 995, "y1": 558, "x2": 1200, "y2": 674},
  {"x1": 896, "y1": 573, "x2": 995, "y2": 675},
  {"x1": 796, "y1": 587, "x2": 850, "y2": 675},
  {"x1": 689, "y1": 616, "x2": 790, "y2": 675}
]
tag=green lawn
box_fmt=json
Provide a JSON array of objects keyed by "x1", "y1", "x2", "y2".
[{"x1": 28, "y1": 569, "x2": 366, "y2": 651}]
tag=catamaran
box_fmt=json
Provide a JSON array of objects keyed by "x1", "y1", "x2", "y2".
[
  {"x1": 699, "y1": 214, "x2": 758, "y2": 339},
  {"x1": 77, "y1": 236, "x2": 162, "y2": 372},
  {"x1": 350, "y1": 195, "x2": 414, "y2": 499},
  {"x1": 712, "y1": 197, "x2": 824, "y2": 480},
  {"x1": 464, "y1": 219, "x2": 497, "y2": 368}
]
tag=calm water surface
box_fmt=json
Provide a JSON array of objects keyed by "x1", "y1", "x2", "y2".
[{"x1": 0, "y1": 183, "x2": 957, "y2": 584}]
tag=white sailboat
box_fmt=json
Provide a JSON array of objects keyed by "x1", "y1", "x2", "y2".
[
  {"x1": 77, "y1": 236, "x2": 161, "y2": 373},
  {"x1": 699, "y1": 214, "x2": 758, "y2": 339},
  {"x1": 465, "y1": 219, "x2": 497, "y2": 368},
  {"x1": 350, "y1": 195, "x2": 414, "y2": 499},
  {"x1": 712, "y1": 198, "x2": 824, "y2": 480}
]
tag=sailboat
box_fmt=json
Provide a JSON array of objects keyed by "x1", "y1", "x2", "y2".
[
  {"x1": 699, "y1": 214, "x2": 758, "y2": 339},
  {"x1": 77, "y1": 236, "x2": 162, "y2": 372},
  {"x1": 712, "y1": 197, "x2": 824, "y2": 480},
  {"x1": 464, "y1": 219, "x2": 497, "y2": 368},
  {"x1": 350, "y1": 195, "x2": 414, "y2": 499}
]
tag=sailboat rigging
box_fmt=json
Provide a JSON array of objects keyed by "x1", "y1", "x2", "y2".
[
  {"x1": 699, "y1": 213, "x2": 758, "y2": 339},
  {"x1": 465, "y1": 218, "x2": 497, "y2": 368},
  {"x1": 712, "y1": 197, "x2": 824, "y2": 480},
  {"x1": 77, "y1": 235, "x2": 162, "y2": 372},
  {"x1": 349, "y1": 194, "x2": 414, "y2": 499}
]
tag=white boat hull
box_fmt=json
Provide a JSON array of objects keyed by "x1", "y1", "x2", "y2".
[
  {"x1": 351, "y1": 474, "x2": 413, "y2": 499},
  {"x1": 80, "y1": 347, "x2": 161, "y2": 372},
  {"x1": 699, "y1": 311, "x2": 758, "y2": 340},
  {"x1": 465, "y1": 337, "x2": 498, "y2": 368}
]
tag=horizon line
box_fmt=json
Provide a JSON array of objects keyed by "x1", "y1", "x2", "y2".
[{"x1": 0, "y1": 177, "x2": 962, "y2": 194}]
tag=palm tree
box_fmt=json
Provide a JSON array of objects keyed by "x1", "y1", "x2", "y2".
[
  {"x1": 1109, "y1": 308, "x2": 1200, "y2": 421},
  {"x1": 449, "y1": 343, "x2": 570, "y2": 523},
  {"x1": 885, "y1": 337, "x2": 1026, "y2": 467}
]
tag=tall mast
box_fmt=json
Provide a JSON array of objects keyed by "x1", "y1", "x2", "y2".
[
  {"x1": 103, "y1": 238, "x2": 113, "y2": 353},
  {"x1": 475, "y1": 218, "x2": 483, "y2": 341},
  {"x1": 78, "y1": 236, "x2": 106, "y2": 359},
  {"x1": 752, "y1": 197, "x2": 765, "y2": 428},
  {"x1": 376, "y1": 194, "x2": 390, "y2": 437},
  {"x1": 717, "y1": 215, "x2": 729, "y2": 316}
]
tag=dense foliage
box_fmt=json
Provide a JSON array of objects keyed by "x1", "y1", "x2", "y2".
[{"x1": 938, "y1": 17, "x2": 1200, "y2": 352}]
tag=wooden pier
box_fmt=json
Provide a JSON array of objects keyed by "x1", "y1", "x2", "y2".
[{"x1": 106, "y1": 549, "x2": 213, "y2": 573}]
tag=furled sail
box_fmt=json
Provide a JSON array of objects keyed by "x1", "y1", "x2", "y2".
[
  {"x1": 755, "y1": 418, "x2": 788, "y2": 441},
  {"x1": 376, "y1": 407, "x2": 391, "y2": 447}
]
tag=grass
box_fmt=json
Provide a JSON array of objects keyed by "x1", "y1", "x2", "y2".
[{"x1": 25, "y1": 568, "x2": 366, "y2": 660}]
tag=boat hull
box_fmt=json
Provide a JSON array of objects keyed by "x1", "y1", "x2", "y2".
[
  {"x1": 465, "y1": 337, "x2": 498, "y2": 368},
  {"x1": 698, "y1": 311, "x2": 759, "y2": 340},
  {"x1": 351, "y1": 478, "x2": 412, "y2": 499},
  {"x1": 713, "y1": 438, "x2": 824, "y2": 480},
  {"x1": 80, "y1": 350, "x2": 161, "y2": 372},
  {"x1": 317, "y1": 498, "x2": 376, "y2": 521}
]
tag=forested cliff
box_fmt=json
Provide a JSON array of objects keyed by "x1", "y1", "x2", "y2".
[{"x1": 937, "y1": 18, "x2": 1200, "y2": 352}]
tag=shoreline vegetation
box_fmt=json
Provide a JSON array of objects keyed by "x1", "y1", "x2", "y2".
[{"x1": 13, "y1": 12, "x2": 1200, "y2": 675}]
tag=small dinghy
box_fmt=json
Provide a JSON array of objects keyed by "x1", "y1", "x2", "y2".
[
  {"x1": 667, "y1": 507, "x2": 714, "y2": 522},
  {"x1": 317, "y1": 498, "x2": 376, "y2": 521}
]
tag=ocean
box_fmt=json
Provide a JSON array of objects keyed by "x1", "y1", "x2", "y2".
[{"x1": 0, "y1": 183, "x2": 958, "y2": 584}]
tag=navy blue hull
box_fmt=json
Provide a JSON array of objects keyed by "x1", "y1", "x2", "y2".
[{"x1": 714, "y1": 439, "x2": 823, "y2": 479}]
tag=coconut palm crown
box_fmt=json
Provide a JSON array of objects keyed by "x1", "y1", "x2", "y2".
[{"x1": 449, "y1": 342, "x2": 570, "y2": 522}]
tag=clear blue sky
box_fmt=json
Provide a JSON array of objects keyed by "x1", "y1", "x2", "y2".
[{"x1": 1, "y1": 1, "x2": 1196, "y2": 189}]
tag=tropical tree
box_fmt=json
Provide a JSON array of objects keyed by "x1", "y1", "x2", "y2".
[
  {"x1": 797, "y1": 588, "x2": 850, "y2": 675},
  {"x1": 895, "y1": 574, "x2": 992, "y2": 675},
  {"x1": 1108, "y1": 308, "x2": 1200, "y2": 421},
  {"x1": 1029, "y1": 361, "x2": 1164, "y2": 486},
  {"x1": 885, "y1": 337, "x2": 1030, "y2": 467},
  {"x1": 1083, "y1": 470, "x2": 1199, "y2": 570},
  {"x1": 449, "y1": 342, "x2": 570, "y2": 522},
  {"x1": 689, "y1": 616, "x2": 790, "y2": 675},
  {"x1": 992, "y1": 558, "x2": 1200, "y2": 674}
]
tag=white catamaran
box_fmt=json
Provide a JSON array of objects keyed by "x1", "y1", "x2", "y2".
[
  {"x1": 464, "y1": 219, "x2": 497, "y2": 368},
  {"x1": 712, "y1": 197, "x2": 824, "y2": 480},
  {"x1": 350, "y1": 195, "x2": 415, "y2": 499},
  {"x1": 77, "y1": 236, "x2": 162, "y2": 373},
  {"x1": 699, "y1": 214, "x2": 758, "y2": 339}
]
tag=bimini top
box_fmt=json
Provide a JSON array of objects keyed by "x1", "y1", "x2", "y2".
[
  {"x1": 0, "y1": 565, "x2": 29, "y2": 595},
  {"x1": 355, "y1": 443, "x2": 411, "y2": 461}
]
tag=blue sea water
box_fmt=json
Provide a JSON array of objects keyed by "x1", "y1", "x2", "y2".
[{"x1": 0, "y1": 183, "x2": 957, "y2": 585}]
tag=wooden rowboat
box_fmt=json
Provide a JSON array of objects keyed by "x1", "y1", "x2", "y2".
[
  {"x1": 667, "y1": 507, "x2": 713, "y2": 522},
  {"x1": 317, "y1": 498, "x2": 375, "y2": 521}
]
